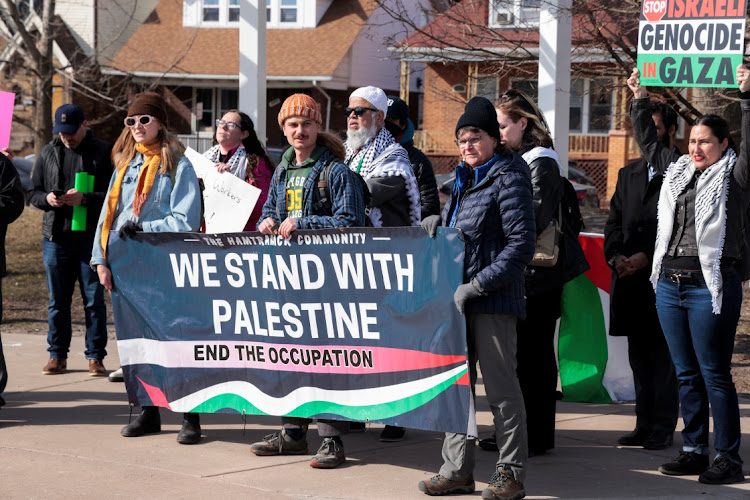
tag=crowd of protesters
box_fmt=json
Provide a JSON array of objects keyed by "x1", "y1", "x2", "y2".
[{"x1": 1, "y1": 64, "x2": 750, "y2": 498}]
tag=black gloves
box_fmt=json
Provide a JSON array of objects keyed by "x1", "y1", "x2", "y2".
[{"x1": 119, "y1": 220, "x2": 143, "y2": 239}]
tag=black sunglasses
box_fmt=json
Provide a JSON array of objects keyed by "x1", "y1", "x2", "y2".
[
  {"x1": 345, "y1": 106, "x2": 378, "y2": 117},
  {"x1": 124, "y1": 115, "x2": 155, "y2": 127}
]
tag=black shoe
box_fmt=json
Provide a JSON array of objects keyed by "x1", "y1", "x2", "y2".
[
  {"x1": 699, "y1": 456, "x2": 745, "y2": 484},
  {"x1": 121, "y1": 406, "x2": 161, "y2": 437},
  {"x1": 658, "y1": 451, "x2": 710, "y2": 476},
  {"x1": 618, "y1": 428, "x2": 650, "y2": 446},
  {"x1": 379, "y1": 425, "x2": 406, "y2": 442},
  {"x1": 642, "y1": 433, "x2": 673, "y2": 450},
  {"x1": 177, "y1": 413, "x2": 201, "y2": 444},
  {"x1": 479, "y1": 435, "x2": 498, "y2": 452}
]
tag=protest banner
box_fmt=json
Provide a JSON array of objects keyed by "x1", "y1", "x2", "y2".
[
  {"x1": 557, "y1": 233, "x2": 635, "y2": 404},
  {"x1": 637, "y1": 0, "x2": 748, "y2": 87},
  {"x1": 184, "y1": 147, "x2": 260, "y2": 233},
  {"x1": 0, "y1": 91, "x2": 15, "y2": 150},
  {"x1": 108, "y1": 226, "x2": 474, "y2": 434}
]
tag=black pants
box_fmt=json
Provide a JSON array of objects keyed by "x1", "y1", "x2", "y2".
[
  {"x1": 0, "y1": 278, "x2": 6, "y2": 406},
  {"x1": 627, "y1": 327, "x2": 679, "y2": 438},
  {"x1": 516, "y1": 287, "x2": 562, "y2": 453}
]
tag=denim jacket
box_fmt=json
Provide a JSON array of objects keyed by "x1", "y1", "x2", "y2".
[{"x1": 90, "y1": 152, "x2": 201, "y2": 267}]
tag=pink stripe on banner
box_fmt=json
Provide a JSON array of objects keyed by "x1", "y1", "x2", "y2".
[
  {"x1": 0, "y1": 92, "x2": 14, "y2": 150},
  {"x1": 123, "y1": 340, "x2": 466, "y2": 375},
  {"x1": 137, "y1": 376, "x2": 172, "y2": 410}
]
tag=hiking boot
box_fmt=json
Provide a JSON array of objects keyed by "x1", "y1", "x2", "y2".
[
  {"x1": 309, "y1": 437, "x2": 345, "y2": 469},
  {"x1": 88, "y1": 359, "x2": 107, "y2": 377},
  {"x1": 108, "y1": 367, "x2": 124, "y2": 382},
  {"x1": 658, "y1": 451, "x2": 710, "y2": 475},
  {"x1": 482, "y1": 468, "x2": 525, "y2": 500},
  {"x1": 418, "y1": 474, "x2": 475, "y2": 496},
  {"x1": 699, "y1": 456, "x2": 745, "y2": 484},
  {"x1": 379, "y1": 425, "x2": 406, "y2": 442},
  {"x1": 479, "y1": 435, "x2": 499, "y2": 451},
  {"x1": 177, "y1": 413, "x2": 201, "y2": 445},
  {"x1": 121, "y1": 406, "x2": 161, "y2": 437},
  {"x1": 42, "y1": 358, "x2": 66, "y2": 375},
  {"x1": 250, "y1": 429, "x2": 308, "y2": 456}
]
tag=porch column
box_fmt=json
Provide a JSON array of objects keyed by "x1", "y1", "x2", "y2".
[
  {"x1": 538, "y1": 0, "x2": 572, "y2": 175},
  {"x1": 400, "y1": 60, "x2": 410, "y2": 102},
  {"x1": 239, "y1": 0, "x2": 267, "y2": 143}
]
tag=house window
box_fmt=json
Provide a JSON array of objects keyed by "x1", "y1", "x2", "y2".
[
  {"x1": 228, "y1": 0, "x2": 239, "y2": 22},
  {"x1": 195, "y1": 0, "x2": 240, "y2": 26},
  {"x1": 220, "y1": 89, "x2": 239, "y2": 116},
  {"x1": 267, "y1": 0, "x2": 299, "y2": 27},
  {"x1": 196, "y1": 88, "x2": 215, "y2": 132},
  {"x1": 475, "y1": 76, "x2": 498, "y2": 102},
  {"x1": 489, "y1": 0, "x2": 539, "y2": 28},
  {"x1": 202, "y1": 0, "x2": 219, "y2": 22},
  {"x1": 570, "y1": 78, "x2": 613, "y2": 133},
  {"x1": 510, "y1": 80, "x2": 538, "y2": 100},
  {"x1": 17, "y1": 0, "x2": 41, "y2": 18}
]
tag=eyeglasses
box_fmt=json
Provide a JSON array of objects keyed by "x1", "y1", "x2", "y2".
[
  {"x1": 124, "y1": 115, "x2": 155, "y2": 127},
  {"x1": 455, "y1": 134, "x2": 486, "y2": 148},
  {"x1": 215, "y1": 119, "x2": 242, "y2": 130},
  {"x1": 345, "y1": 107, "x2": 378, "y2": 117}
]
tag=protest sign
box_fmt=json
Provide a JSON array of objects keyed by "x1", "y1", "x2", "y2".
[
  {"x1": 184, "y1": 147, "x2": 260, "y2": 233},
  {"x1": 0, "y1": 92, "x2": 15, "y2": 150},
  {"x1": 108, "y1": 227, "x2": 473, "y2": 434},
  {"x1": 637, "y1": 0, "x2": 748, "y2": 87}
]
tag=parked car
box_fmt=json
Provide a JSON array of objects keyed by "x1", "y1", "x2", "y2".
[{"x1": 435, "y1": 162, "x2": 599, "y2": 208}]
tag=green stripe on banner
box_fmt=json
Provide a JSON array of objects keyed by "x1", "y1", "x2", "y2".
[{"x1": 558, "y1": 273, "x2": 611, "y2": 403}]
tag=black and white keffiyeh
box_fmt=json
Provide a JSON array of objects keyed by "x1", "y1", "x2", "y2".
[
  {"x1": 650, "y1": 148, "x2": 736, "y2": 313},
  {"x1": 345, "y1": 127, "x2": 421, "y2": 227},
  {"x1": 203, "y1": 144, "x2": 248, "y2": 180}
]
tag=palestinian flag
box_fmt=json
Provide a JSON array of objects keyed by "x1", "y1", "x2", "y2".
[{"x1": 557, "y1": 233, "x2": 635, "y2": 403}]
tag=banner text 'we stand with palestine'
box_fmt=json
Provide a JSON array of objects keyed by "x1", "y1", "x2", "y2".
[{"x1": 108, "y1": 227, "x2": 473, "y2": 434}]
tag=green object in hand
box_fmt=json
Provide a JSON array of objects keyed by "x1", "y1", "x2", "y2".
[{"x1": 71, "y1": 172, "x2": 94, "y2": 231}]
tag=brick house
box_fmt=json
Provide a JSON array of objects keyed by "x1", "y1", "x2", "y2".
[{"x1": 391, "y1": 0, "x2": 666, "y2": 207}]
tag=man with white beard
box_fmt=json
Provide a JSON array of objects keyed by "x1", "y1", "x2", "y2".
[{"x1": 345, "y1": 86, "x2": 421, "y2": 228}]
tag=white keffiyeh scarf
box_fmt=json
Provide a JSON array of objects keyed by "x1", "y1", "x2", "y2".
[
  {"x1": 204, "y1": 144, "x2": 248, "y2": 180},
  {"x1": 650, "y1": 148, "x2": 736, "y2": 313},
  {"x1": 345, "y1": 127, "x2": 421, "y2": 227}
]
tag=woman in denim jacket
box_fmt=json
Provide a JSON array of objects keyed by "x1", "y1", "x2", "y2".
[{"x1": 90, "y1": 92, "x2": 201, "y2": 444}]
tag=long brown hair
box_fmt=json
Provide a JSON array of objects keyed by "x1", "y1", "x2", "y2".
[
  {"x1": 495, "y1": 89, "x2": 553, "y2": 149},
  {"x1": 317, "y1": 131, "x2": 346, "y2": 160},
  {"x1": 111, "y1": 119, "x2": 184, "y2": 174}
]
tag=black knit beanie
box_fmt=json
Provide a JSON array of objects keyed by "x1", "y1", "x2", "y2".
[{"x1": 455, "y1": 96, "x2": 500, "y2": 142}]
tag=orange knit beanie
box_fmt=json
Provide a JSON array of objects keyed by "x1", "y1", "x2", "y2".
[{"x1": 278, "y1": 93, "x2": 322, "y2": 127}]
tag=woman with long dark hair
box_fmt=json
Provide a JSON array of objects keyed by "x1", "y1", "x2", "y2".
[
  {"x1": 628, "y1": 65, "x2": 750, "y2": 485},
  {"x1": 204, "y1": 110, "x2": 274, "y2": 230}
]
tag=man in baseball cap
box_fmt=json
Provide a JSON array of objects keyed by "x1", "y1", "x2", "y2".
[{"x1": 27, "y1": 104, "x2": 113, "y2": 377}]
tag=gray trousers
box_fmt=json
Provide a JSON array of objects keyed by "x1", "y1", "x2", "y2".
[
  {"x1": 282, "y1": 417, "x2": 349, "y2": 438},
  {"x1": 439, "y1": 312, "x2": 528, "y2": 482}
]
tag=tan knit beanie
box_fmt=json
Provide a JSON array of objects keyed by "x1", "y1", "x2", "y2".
[{"x1": 278, "y1": 94, "x2": 322, "y2": 127}]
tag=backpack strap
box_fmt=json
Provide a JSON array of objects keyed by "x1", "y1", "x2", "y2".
[{"x1": 312, "y1": 160, "x2": 334, "y2": 216}]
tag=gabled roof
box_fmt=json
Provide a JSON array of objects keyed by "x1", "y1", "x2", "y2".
[
  {"x1": 108, "y1": 0, "x2": 377, "y2": 79},
  {"x1": 395, "y1": 0, "x2": 636, "y2": 60}
]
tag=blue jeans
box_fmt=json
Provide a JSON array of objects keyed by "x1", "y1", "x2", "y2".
[
  {"x1": 42, "y1": 234, "x2": 107, "y2": 360},
  {"x1": 656, "y1": 270, "x2": 742, "y2": 464}
]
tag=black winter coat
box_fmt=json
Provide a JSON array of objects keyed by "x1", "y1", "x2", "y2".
[
  {"x1": 442, "y1": 152, "x2": 536, "y2": 318},
  {"x1": 0, "y1": 155, "x2": 24, "y2": 278},
  {"x1": 402, "y1": 139, "x2": 439, "y2": 219},
  {"x1": 28, "y1": 130, "x2": 113, "y2": 239},
  {"x1": 604, "y1": 157, "x2": 663, "y2": 337}
]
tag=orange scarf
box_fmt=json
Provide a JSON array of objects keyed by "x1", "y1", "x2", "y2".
[{"x1": 100, "y1": 142, "x2": 162, "y2": 259}]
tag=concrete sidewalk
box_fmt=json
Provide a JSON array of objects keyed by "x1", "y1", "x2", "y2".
[{"x1": 1, "y1": 331, "x2": 750, "y2": 499}]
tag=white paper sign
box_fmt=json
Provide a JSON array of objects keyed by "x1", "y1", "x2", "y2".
[{"x1": 184, "y1": 147, "x2": 261, "y2": 233}]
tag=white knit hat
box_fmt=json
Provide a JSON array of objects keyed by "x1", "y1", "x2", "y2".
[{"x1": 350, "y1": 86, "x2": 388, "y2": 114}]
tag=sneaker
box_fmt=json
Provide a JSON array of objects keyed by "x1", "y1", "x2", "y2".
[
  {"x1": 418, "y1": 474, "x2": 475, "y2": 496},
  {"x1": 88, "y1": 359, "x2": 107, "y2": 377},
  {"x1": 42, "y1": 358, "x2": 66, "y2": 375},
  {"x1": 479, "y1": 435, "x2": 499, "y2": 452},
  {"x1": 658, "y1": 451, "x2": 710, "y2": 476},
  {"x1": 250, "y1": 430, "x2": 308, "y2": 456},
  {"x1": 108, "y1": 367, "x2": 124, "y2": 382},
  {"x1": 309, "y1": 437, "x2": 345, "y2": 469},
  {"x1": 482, "y1": 468, "x2": 525, "y2": 500},
  {"x1": 379, "y1": 425, "x2": 406, "y2": 442},
  {"x1": 699, "y1": 456, "x2": 745, "y2": 484}
]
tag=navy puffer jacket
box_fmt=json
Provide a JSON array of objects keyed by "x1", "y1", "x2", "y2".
[{"x1": 443, "y1": 152, "x2": 536, "y2": 318}]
